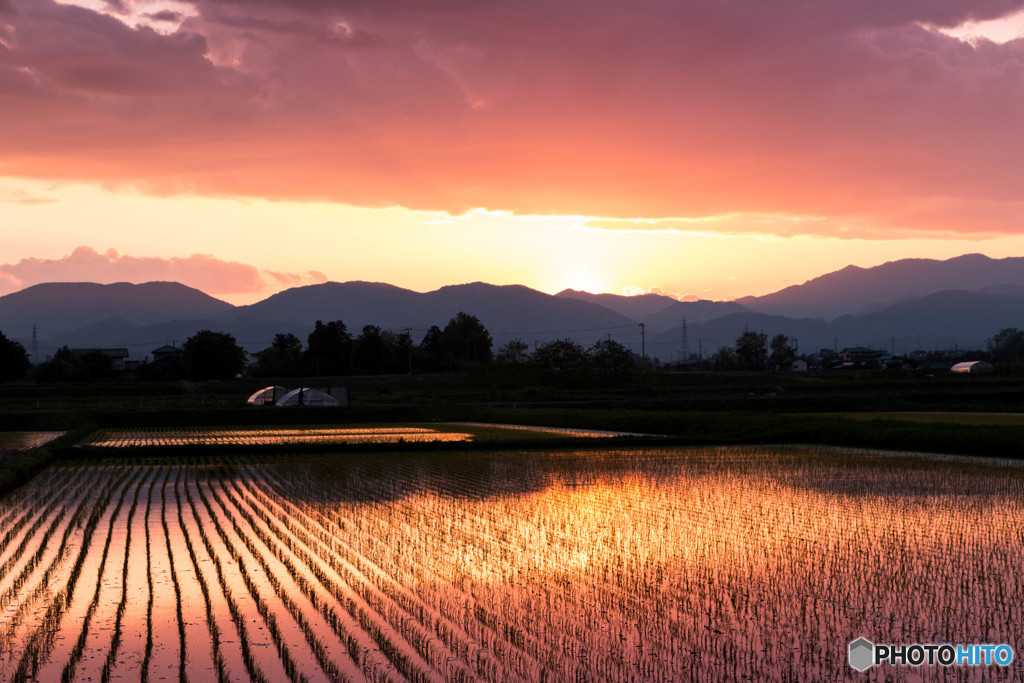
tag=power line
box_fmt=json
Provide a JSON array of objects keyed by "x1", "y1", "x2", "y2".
[{"x1": 491, "y1": 323, "x2": 639, "y2": 336}]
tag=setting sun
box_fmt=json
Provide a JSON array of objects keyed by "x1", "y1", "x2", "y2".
[{"x1": 555, "y1": 263, "x2": 608, "y2": 294}]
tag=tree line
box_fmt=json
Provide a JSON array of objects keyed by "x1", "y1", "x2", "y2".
[
  {"x1": 710, "y1": 331, "x2": 797, "y2": 371},
  {"x1": 251, "y1": 312, "x2": 493, "y2": 379},
  {"x1": 707, "y1": 327, "x2": 1024, "y2": 371},
  {"x1": 4, "y1": 322, "x2": 1024, "y2": 383},
  {"x1": 1, "y1": 312, "x2": 494, "y2": 383}
]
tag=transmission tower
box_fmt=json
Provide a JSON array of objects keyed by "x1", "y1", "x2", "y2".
[{"x1": 679, "y1": 318, "x2": 689, "y2": 363}]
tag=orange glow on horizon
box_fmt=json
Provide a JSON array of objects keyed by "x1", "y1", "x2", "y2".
[{"x1": 5, "y1": 179, "x2": 1024, "y2": 306}]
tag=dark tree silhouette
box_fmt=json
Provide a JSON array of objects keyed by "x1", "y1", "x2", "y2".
[
  {"x1": 0, "y1": 331, "x2": 30, "y2": 383},
  {"x1": 440, "y1": 312, "x2": 493, "y2": 370},
  {"x1": 712, "y1": 346, "x2": 737, "y2": 370},
  {"x1": 305, "y1": 320, "x2": 352, "y2": 375},
  {"x1": 589, "y1": 339, "x2": 639, "y2": 377},
  {"x1": 735, "y1": 331, "x2": 768, "y2": 370},
  {"x1": 32, "y1": 346, "x2": 76, "y2": 383},
  {"x1": 353, "y1": 325, "x2": 386, "y2": 374},
  {"x1": 353, "y1": 326, "x2": 412, "y2": 374},
  {"x1": 769, "y1": 334, "x2": 797, "y2": 370},
  {"x1": 254, "y1": 333, "x2": 304, "y2": 378},
  {"x1": 532, "y1": 339, "x2": 587, "y2": 374},
  {"x1": 32, "y1": 347, "x2": 112, "y2": 383},
  {"x1": 495, "y1": 338, "x2": 530, "y2": 364},
  {"x1": 182, "y1": 330, "x2": 246, "y2": 380},
  {"x1": 417, "y1": 325, "x2": 446, "y2": 372},
  {"x1": 988, "y1": 328, "x2": 1024, "y2": 364}
]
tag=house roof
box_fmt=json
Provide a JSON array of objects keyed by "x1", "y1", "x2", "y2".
[{"x1": 151, "y1": 345, "x2": 182, "y2": 354}]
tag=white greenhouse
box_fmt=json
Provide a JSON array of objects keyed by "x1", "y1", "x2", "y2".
[
  {"x1": 246, "y1": 386, "x2": 289, "y2": 405},
  {"x1": 950, "y1": 361, "x2": 994, "y2": 375},
  {"x1": 275, "y1": 387, "x2": 340, "y2": 407}
]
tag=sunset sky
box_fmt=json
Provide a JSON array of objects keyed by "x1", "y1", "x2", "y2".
[{"x1": 2, "y1": 0, "x2": 1024, "y2": 305}]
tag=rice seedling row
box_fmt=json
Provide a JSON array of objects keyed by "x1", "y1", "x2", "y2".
[
  {"x1": 0, "y1": 469, "x2": 100, "y2": 658},
  {"x1": 192, "y1": 470, "x2": 321, "y2": 683},
  {"x1": 56, "y1": 467, "x2": 144, "y2": 683},
  {"x1": 246, "y1": 447, "x2": 1024, "y2": 680},
  {"x1": 1, "y1": 447, "x2": 1023, "y2": 680},
  {"x1": 220, "y1": 471, "x2": 475, "y2": 683},
  {"x1": 181, "y1": 466, "x2": 286, "y2": 683},
  {"x1": 239, "y1": 463, "x2": 543, "y2": 681},
  {"x1": 5, "y1": 466, "x2": 135, "y2": 681},
  {"x1": 204, "y1": 472, "x2": 426, "y2": 683},
  {"x1": 197, "y1": 473, "x2": 355, "y2": 683}
]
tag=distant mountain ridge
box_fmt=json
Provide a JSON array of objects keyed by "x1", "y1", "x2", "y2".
[
  {"x1": 554, "y1": 289, "x2": 680, "y2": 320},
  {"x1": 649, "y1": 288, "x2": 1024, "y2": 359},
  {"x1": 736, "y1": 253, "x2": 1024, "y2": 319},
  {"x1": 228, "y1": 281, "x2": 636, "y2": 339},
  {"x1": 0, "y1": 281, "x2": 233, "y2": 339},
  {"x1": 3, "y1": 252, "x2": 1024, "y2": 361}
]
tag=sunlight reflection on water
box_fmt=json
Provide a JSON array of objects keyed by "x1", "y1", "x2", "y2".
[{"x1": 1, "y1": 446, "x2": 1020, "y2": 681}]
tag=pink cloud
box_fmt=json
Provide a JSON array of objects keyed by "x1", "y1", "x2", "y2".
[
  {"x1": 0, "y1": 246, "x2": 326, "y2": 296},
  {"x1": 1, "y1": 0, "x2": 1023, "y2": 237}
]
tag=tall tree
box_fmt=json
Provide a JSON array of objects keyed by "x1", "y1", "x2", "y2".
[
  {"x1": 416, "y1": 325, "x2": 446, "y2": 372},
  {"x1": 32, "y1": 346, "x2": 77, "y2": 383},
  {"x1": 532, "y1": 339, "x2": 588, "y2": 374},
  {"x1": 254, "y1": 333, "x2": 304, "y2": 378},
  {"x1": 32, "y1": 347, "x2": 113, "y2": 383},
  {"x1": 735, "y1": 331, "x2": 768, "y2": 370},
  {"x1": 0, "y1": 331, "x2": 30, "y2": 383},
  {"x1": 988, "y1": 328, "x2": 1024, "y2": 364},
  {"x1": 353, "y1": 325, "x2": 386, "y2": 374},
  {"x1": 440, "y1": 312, "x2": 493, "y2": 370},
  {"x1": 354, "y1": 327, "x2": 412, "y2": 374},
  {"x1": 305, "y1": 320, "x2": 352, "y2": 375},
  {"x1": 495, "y1": 338, "x2": 530, "y2": 364},
  {"x1": 768, "y1": 334, "x2": 797, "y2": 370},
  {"x1": 183, "y1": 330, "x2": 246, "y2": 380},
  {"x1": 589, "y1": 339, "x2": 638, "y2": 377},
  {"x1": 712, "y1": 346, "x2": 737, "y2": 371}
]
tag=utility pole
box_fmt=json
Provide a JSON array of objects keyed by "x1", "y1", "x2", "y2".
[
  {"x1": 401, "y1": 328, "x2": 413, "y2": 375},
  {"x1": 31, "y1": 324, "x2": 38, "y2": 364},
  {"x1": 679, "y1": 318, "x2": 689, "y2": 363},
  {"x1": 639, "y1": 323, "x2": 646, "y2": 360}
]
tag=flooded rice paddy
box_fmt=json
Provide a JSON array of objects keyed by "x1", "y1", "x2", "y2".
[
  {"x1": 87, "y1": 426, "x2": 476, "y2": 447},
  {"x1": 0, "y1": 431, "x2": 64, "y2": 454},
  {"x1": 85, "y1": 423, "x2": 640, "y2": 448},
  {"x1": 0, "y1": 445, "x2": 1022, "y2": 681}
]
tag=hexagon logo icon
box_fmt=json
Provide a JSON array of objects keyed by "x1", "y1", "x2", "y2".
[{"x1": 849, "y1": 637, "x2": 874, "y2": 672}]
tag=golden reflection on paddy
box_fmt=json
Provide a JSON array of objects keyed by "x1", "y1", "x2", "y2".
[
  {"x1": 88, "y1": 426, "x2": 474, "y2": 447},
  {"x1": 0, "y1": 447, "x2": 1022, "y2": 680}
]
